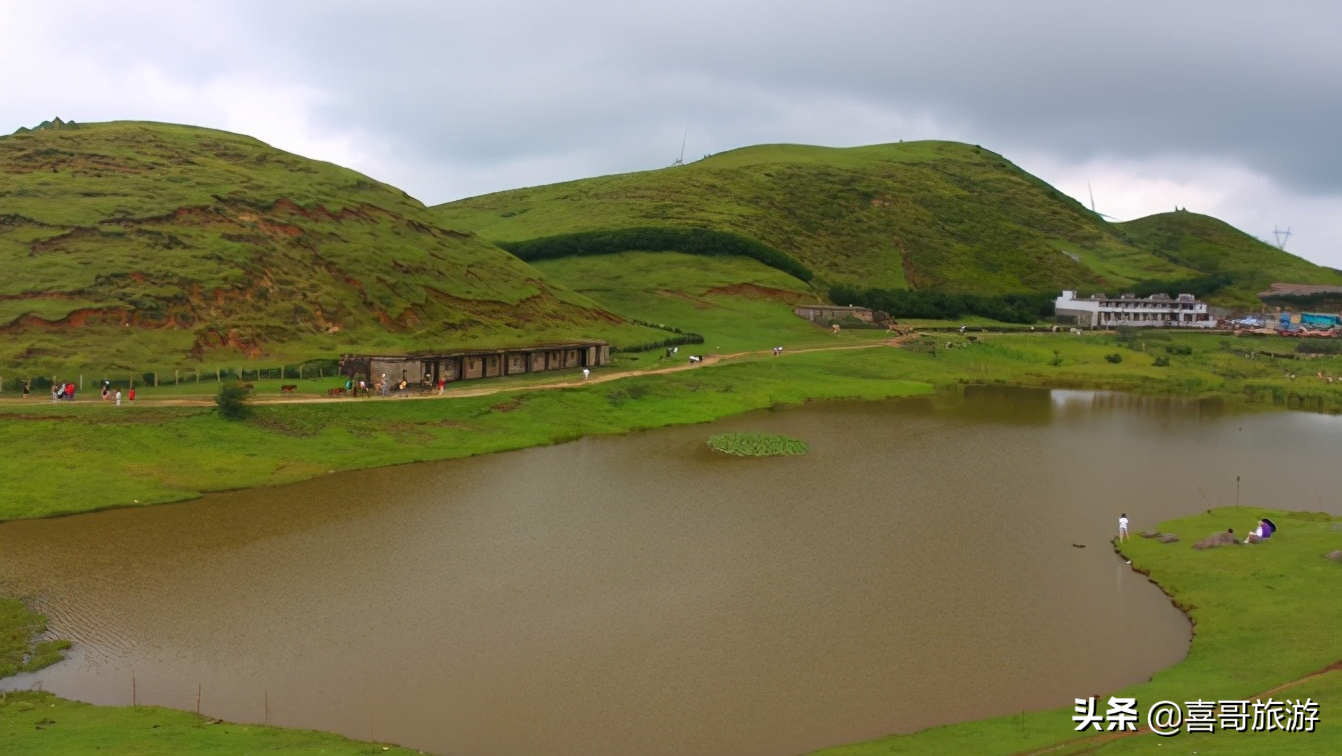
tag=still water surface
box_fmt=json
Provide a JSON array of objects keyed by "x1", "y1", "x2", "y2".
[{"x1": 5, "y1": 388, "x2": 1342, "y2": 756}]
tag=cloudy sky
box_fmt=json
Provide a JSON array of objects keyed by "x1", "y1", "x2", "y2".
[{"x1": 6, "y1": 1, "x2": 1340, "y2": 266}]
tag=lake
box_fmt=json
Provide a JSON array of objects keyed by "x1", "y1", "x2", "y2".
[{"x1": 5, "y1": 387, "x2": 1341, "y2": 756}]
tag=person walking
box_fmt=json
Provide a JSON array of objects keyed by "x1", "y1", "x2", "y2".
[
  {"x1": 1118, "y1": 513, "x2": 1130, "y2": 542},
  {"x1": 582, "y1": 368, "x2": 590, "y2": 381},
  {"x1": 128, "y1": 387, "x2": 135, "y2": 402},
  {"x1": 115, "y1": 389, "x2": 122, "y2": 406}
]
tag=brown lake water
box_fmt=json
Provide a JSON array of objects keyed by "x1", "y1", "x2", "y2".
[{"x1": 5, "y1": 387, "x2": 1342, "y2": 756}]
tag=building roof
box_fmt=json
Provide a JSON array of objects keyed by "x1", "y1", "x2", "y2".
[{"x1": 344, "y1": 340, "x2": 608, "y2": 361}]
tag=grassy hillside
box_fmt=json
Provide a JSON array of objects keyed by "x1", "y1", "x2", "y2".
[
  {"x1": 432, "y1": 141, "x2": 1194, "y2": 293},
  {"x1": 0, "y1": 121, "x2": 660, "y2": 372},
  {"x1": 432, "y1": 141, "x2": 1341, "y2": 306},
  {"x1": 1119, "y1": 211, "x2": 1342, "y2": 308}
]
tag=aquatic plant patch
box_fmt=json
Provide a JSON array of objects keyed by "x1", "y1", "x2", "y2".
[{"x1": 707, "y1": 432, "x2": 809, "y2": 457}]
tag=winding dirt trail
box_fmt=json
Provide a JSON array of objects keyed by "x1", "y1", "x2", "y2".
[{"x1": 77, "y1": 336, "x2": 918, "y2": 408}]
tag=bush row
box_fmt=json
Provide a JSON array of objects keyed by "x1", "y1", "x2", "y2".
[
  {"x1": 829, "y1": 285, "x2": 1055, "y2": 324},
  {"x1": 613, "y1": 333, "x2": 706, "y2": 354},
  {"x1": 501, "y1": 226, "x2": 813, "y2": 282}
]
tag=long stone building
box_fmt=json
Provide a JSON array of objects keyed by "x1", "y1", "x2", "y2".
[{"x1": 340, "y1": 340, "x2": 610, "y2": 386}]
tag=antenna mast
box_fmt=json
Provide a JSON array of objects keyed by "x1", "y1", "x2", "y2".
[{"x1": 1273, "y1": 226, "x2": 1292, "y2": 250}]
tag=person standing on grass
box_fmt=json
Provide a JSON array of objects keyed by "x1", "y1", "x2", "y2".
[
  {"x1": 128, "y1": 387, "x2": 135, "y2": 402},
  {"x1": 115, "y1": 389, "x2": 122, "y2": 406},
  {"x1": 22, "y1": 381, "x2": 30, "y2": 399},
  {"x1": 1118, "y1": 513, "x2": 1130, "y2": 542},
  {"x1": 582, "y1": 368, "x2": 590, "y2": 381}
]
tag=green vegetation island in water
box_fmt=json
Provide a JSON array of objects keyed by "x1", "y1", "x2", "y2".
[{"x1": 708, "y1": 432, "x2": 809, "y2": 457}]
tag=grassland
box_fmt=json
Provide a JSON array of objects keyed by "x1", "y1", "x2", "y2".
[
  {"x1": 432, "y1": 141, "x2": 1342, "y2": 303},
  {"x1": 0, "y1": 120, "x2": 664, "y2": 374}
]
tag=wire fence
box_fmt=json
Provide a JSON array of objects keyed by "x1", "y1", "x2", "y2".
[{"x1": 0, "y1": 360, "x2": 341, "y2": 395}]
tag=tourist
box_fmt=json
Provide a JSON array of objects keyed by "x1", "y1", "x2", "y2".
[
  {"x1": 115, "y1": 389, "x2": 122, "y2": 406},
  {"x1": 582, "y1": 368, "x2": 590, "y2": 381},
  {"x1": 1245, "y1": 519, "x2": 1273, "y2": 544},
  {"x1": 1118, "y1": 513, "x2": 1129, "y2": 542},
  {"x1": 380, "y1": 374, "x2": 389, "y2": 397},
  {"x1": 437, "y1": 377, "x2": 445, "y2": 395},
  {"x1": 128, "y1": 387, "x2": 135, "y2": 402},
  {"x1": 22, "y1": 381, "x2": 30, "y2": 399}
]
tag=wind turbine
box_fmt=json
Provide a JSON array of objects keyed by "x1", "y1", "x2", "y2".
[
  {"x1": 1087, "y1": 181, "x2": 1117, "y2": 221},
  {"x1": 672, "y1": 128, "x2": 687, "y2": 166}
]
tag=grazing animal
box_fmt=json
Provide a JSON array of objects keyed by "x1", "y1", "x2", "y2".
[
  {"x1": 327, "y1": 387, "x2": 346, "y2": 397},
  {"x1": 280, "y1": 384, "x2": 297, "y2": 394},
  {"x1": 243, "y1": 383, "x2": 255, "y2": 390}
]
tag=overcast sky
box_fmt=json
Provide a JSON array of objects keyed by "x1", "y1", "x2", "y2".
[{"x1": 5, "y1": 1, "x2": 1340, "y2": 267}]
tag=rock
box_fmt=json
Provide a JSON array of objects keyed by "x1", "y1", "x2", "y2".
[
  {"x1": 1140, "y1": 530, "x2": 1162, "y2": 538},
  {"x1": 1326, "y1": 550, "x2": 1342, "y2": 562},
  {"x1": 1193, "y1": 531, "x2": 1238, "y2": 550},
  {"x1": 1159, "y1": 534, "x2": 1180, "y2": 544}
]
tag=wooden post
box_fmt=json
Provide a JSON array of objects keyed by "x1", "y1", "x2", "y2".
[
  {"x1": 265, "y1": 691, "x2": 269, "y2": 725},
  {"x1": 174, "y1": 369, "x2": 179, "y2": 386},
  {"x1": 197, "y1": 683, "x2": 201, "y2": 714},
  {"x1": 154, "y1": 372, "x2": 159, "y2": 387},
  {"x1": 132, "y1": 672, "x2": 137, "y2": 707}
]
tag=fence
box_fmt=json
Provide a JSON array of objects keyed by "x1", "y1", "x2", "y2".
[{"x1": 0, "y1": 360, "x2": 342, "y2": 395}]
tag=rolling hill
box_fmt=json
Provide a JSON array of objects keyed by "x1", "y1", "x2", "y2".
[
  {"x1": 0, "y1": 120, "x2": 659, "y2": 372},
  {"x1": 432, "y1": 141, "x2": 1342, "y2": 307}
]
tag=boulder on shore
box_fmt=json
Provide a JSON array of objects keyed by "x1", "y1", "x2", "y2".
[
  {"x1": 1326, "y1": 550, "x2": 1342, "y2": 562},
  {"x1": 1140, "y1": 530, "x2": 1162, "y2": 539},
  {"x1": 1193, "y1": 531, "x2": 1238, "y2": 550},
  {"x1": 1159, "y1": 534, "x2": 1180, "y2": 544}
]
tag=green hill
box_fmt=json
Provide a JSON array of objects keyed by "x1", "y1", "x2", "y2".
[
  {"x1": 432, "y1": 141, "x2": 1341, "y2": 306},
  {"x1": 0, "y1": 121, "x2": 657, "y2": 372},
  {"x1": 1117, "y1": 211, "x2": 1337, "y2": 308}
]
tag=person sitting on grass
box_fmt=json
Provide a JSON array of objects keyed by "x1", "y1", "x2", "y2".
[{"x1": 1245, "y1": 519, "x2": 1275, "y2": 544}]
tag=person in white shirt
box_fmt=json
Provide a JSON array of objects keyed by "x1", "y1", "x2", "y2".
[{"x1": 1118, "y1": 513, "x2": 1130, "y2": 542}]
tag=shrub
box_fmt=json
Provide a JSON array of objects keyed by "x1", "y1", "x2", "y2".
[
  {"x1": 1104, "y1": 353, "x2": 1123, "y2": 364},
  {"x1": 502, "y1": 226, "x2": 813, "y2": 282},
  {"x1": 829, "y1": 285, "x2": 1055, "y2": 324},
  {"x1": 215, "y1": 382, "x2": 252, "y2": 420},
  {"x1": 1153, "y1": 356, "x2": 1170, "y2": 367},
  {"x1": 1165, "y1": 345, "x2": 1194, "y2": 355}
]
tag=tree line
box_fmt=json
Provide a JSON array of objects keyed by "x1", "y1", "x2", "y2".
[
  {"x1": 829, "y1": 285, "x2": 1056, "y2": 323},
  {"x1": 500, "y1": 226, "x2": 814, "y2": 282}
]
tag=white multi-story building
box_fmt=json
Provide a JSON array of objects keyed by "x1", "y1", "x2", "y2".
[{"x1": 1054, "y1": 290, "x2": 1216, "y2": 328}]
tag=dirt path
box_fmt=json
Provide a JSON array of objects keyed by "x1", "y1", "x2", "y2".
[{"x1": 59, "y1": 337, "x2": 916, "y2": 409}]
